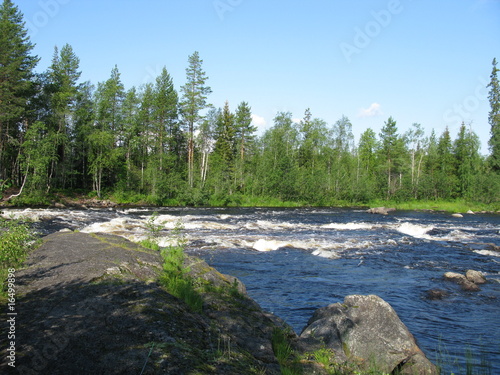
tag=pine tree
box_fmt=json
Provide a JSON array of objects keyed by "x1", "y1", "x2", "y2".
[
  {"x1": 356, "y1": 128, "x2": 378, "y2": 201},
  {"x1": 488, "y1": 58, "x2": 500, "y2": 171},
  {"x1": 147, "y1": 67, "x2": 179, "y2": 199},
  {"x1": 436, "y1": 127, "x2": 457, "y2": 199},
  {"x1": 234, "y1": 101, "x2": 256, "y2": 192},
  {"x1": 71, "y1": 80, "x2": 95, "y2": 190},
  {"x1": 45, "y1": 44, "x2": 81, "y2": 189},
  {"x1": 0, "y1": 0, "x2": 39, "y2": 183},
  {"x1": 94, "y1": 65, "x2": 124, "y2": 134},
  {"x1": 152, "y1": 67, "x2": 178, "y2": 171},
  {"x1": 90, "y1": 66, "x2": 125, "y2": 195},
  {"x1": 180, "y1": 51, "x2": 212, "y2": 188},
  {"x1": 378, "y1": 116, "x2": 405, "y2": 199},
  {"x1": 213, "y1": 101, "x2": 236, "y2": 195},
  {"x1": 234, "y1": 101, "x2": 255, "y2": 163},
  {"x1": 120, "y1": 87, "x2": 141, "y2": 191},
  {"x1": 454, "y1": 122, "x2": 480, "y2": 198}
]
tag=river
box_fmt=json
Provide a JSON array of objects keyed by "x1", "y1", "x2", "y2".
[{"x1": 3, "y1": 206, "x2": 499, "y2": 373}]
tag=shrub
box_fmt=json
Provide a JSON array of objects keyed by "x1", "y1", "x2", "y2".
[{"x1": 0, "y1": 218, "x2": 38, "y2": 300}]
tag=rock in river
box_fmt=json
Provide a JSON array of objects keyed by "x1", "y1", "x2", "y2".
[
  {"x1": 443, "y1": 271, "x2": 481, "y2": 291},
  {"x1": 298, "y1": 294, "x2": 438, "y2": 374},
  {"x1": 366, "y1": 207, "x2": 396, "y2": 215},
  {"x1": 465, "y1": 269, "x2": 487, "y2": 284}
]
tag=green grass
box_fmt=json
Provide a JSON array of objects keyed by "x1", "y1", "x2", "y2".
[
  {"x1": 366, "y1": 199, "x2": 499, "y2": 213},
  {"x1": 271, "y1": 327, "x2": 303, "y2": 375},
  {"x1": 0, "y1": 218, "x2": 38, "y2": 301},
  {"x1": 434, "y1": 339, "x2": 494, "y2": 375},
  {"x1": 148, "y1": 219, "x2": 204, "y2": 313}
]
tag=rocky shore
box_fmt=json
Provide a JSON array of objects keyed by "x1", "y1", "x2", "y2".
[{"x1": 1, "y1": 232, "x2": 437, "y2": 374}]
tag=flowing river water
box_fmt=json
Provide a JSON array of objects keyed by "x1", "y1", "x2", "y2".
[{"x1": 3, "y1": 207, "x2": 499, "y2": 373}]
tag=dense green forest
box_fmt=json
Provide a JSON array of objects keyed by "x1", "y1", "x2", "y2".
[{"x1": 1, "y1": 1, "x2": 500, "y2": 207}]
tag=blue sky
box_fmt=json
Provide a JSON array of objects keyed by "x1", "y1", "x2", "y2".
[{"x1": 15, "y1": 0, "x2": 500, "y2": 154}]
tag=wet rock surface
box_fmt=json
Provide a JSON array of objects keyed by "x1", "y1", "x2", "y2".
[
  {"x1": 366, "y1": 207, "x2": 396, "y2": 215},
  {"x1": 443, "y1": 270, "x2": 486, "y2": 291}
]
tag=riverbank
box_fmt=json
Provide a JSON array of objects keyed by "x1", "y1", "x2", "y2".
[
  {"x1": 1, "y1": 231, "x2": 439, "y2": 374},
  {"x1": 1, "y1": 189, "x2": 499, "y2": 214}
]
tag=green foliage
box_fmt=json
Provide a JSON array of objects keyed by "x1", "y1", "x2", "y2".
[
  {"x1": 0, "y1": 0, "x2": 39, "y2": 184},
  {"x1": 0, "y1": 218, "x2": 37, "y2": 300},
  {"x1": 0, "y1": 218, "x2": 35, "y2": 267},
  {"x1": 271, "y1": 327, "x2": 302, "y2": 374},
  {"x1": 156, "y1": 220, "x2": 203, "y2": 312},
  {"x1": 0, "y1": 7, "x2": 498, "y2": 210},
  {"x1": 180, "y1": 51, "x2": 212, "y2": 188},
  {"x1": 488, "y1": 58, "x2": 500, "y2": 171},
  {"x1": 434, "y1": 339, "x2": 493, "y2": 375}
]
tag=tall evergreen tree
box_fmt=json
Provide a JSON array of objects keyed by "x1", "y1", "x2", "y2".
[
  {"x1": 378, "y1": 117, "x2": 405, "y2": 199},
  {"x1": 94, "y1": 66, "x2": 124, "y2": 134},
  {"x1": 180, "y1": 51, "x2": 212, "y2": 187},
  {"x1": 121, "y1": 87, "x2": 141, "y2": 190},
  {"x1": 152, "y1": 67, "x2": 178, "y2": 171},
  {"x1": 48, "y1": 45, "x2": 81, "y2": 132},
  {"x1": 454, "y1": 122, "x2": 480, "y2": 198},
  {"x1": 234, "y1": 101, "x2": 256, "y2": 164},
  {"x1": 90, "y1": 66, "x2": 125, "y2": 195},
  {"x1": 0, "y1": 0, "x2": 39, "y2": 183},
  {"x1": 41, "y1": 44, "x2": 82, "y2": 190},
  {"x1": 488, "y1": 58, "x2": 500, "y2": 171},
  {"x1": 422, "y1": 129, "x2": 439, "y2": 199},
  {"x1": 234, "y1": 101, "x2": 256, "y2": 193},
  {"x1": 436, "y1": 127, "x2": 457, "y2": 198},
  {"x1": 70, "y1": 80, "x2": 95, "y2": 189},
  {"x1": 212, "y1": 101, "x2": 236, "y2": 197},
  {"x1": 356, "y1": 128, "x2": 378, "y2": 201}
]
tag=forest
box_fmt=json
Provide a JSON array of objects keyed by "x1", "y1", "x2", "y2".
[{"x1": 1, "y1": 0, "x2": 500, "y2": 208}]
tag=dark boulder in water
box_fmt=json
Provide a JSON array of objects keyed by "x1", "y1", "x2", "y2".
[{"x1": 426, "y1": 289, "x2": 449, "y2": 300}]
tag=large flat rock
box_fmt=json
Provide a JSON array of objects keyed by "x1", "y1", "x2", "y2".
[{"x1": 1, "y1": 232, "x2": 282, "y2": 374}]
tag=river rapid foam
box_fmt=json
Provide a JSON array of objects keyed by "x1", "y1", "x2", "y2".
[{"x1": 2, "y1": 206, "x2": 500, "y2": 373}]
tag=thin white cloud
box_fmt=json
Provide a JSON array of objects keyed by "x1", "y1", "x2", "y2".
[
  {"x1": 292, "y1": 118, "x2": 302, "y2": 124},
  {"x1": 251, "y1": 114, "x2": 267, "y2": 127},
  {"x1": 358, "y1": 103, "x2": 383, "y2": 118}
]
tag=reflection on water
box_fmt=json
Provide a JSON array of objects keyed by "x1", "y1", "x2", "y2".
[{"x1": 3, "y1": 207, "x2": 500, "y2": 373}]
